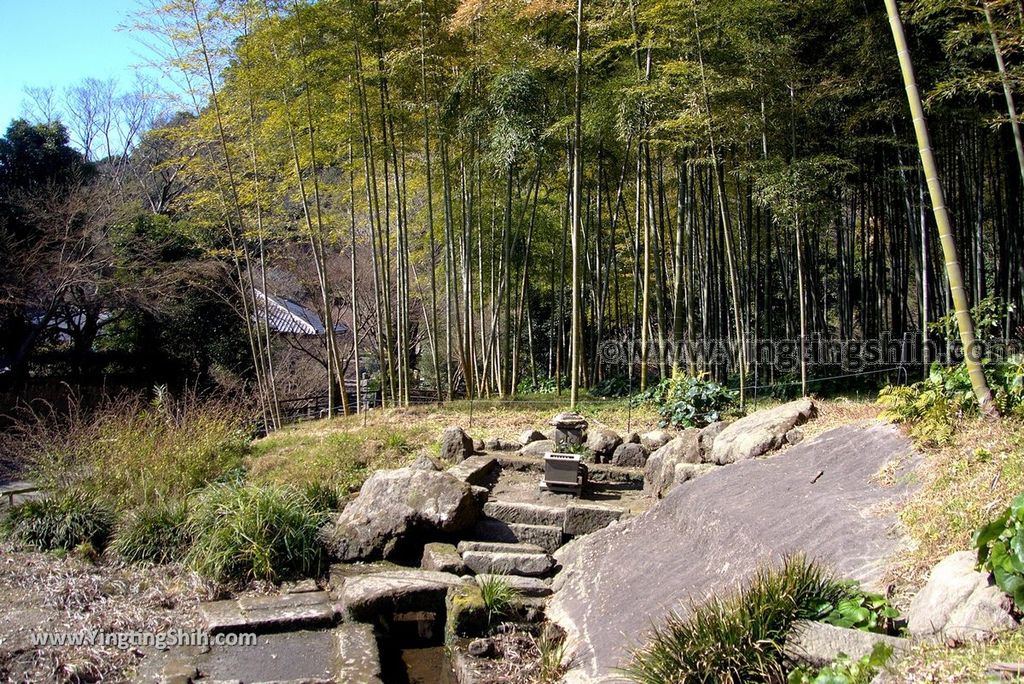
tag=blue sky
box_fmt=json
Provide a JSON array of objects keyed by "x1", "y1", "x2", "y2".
[{"x1": 0, "y1": 0, "x2": 153, "y2": 127}]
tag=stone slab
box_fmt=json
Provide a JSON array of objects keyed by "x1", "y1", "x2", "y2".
[
  {"x1": 461, "y1": 551, "x2": 554, "y2": 577},
  {"x1": 457, "y1": 540, "x2": 546, "y2": 555},
  {"x1": 483, "y1": 500, "x2": 566, "y2": 527},
  {"x1": 335, "y1": 622, "x2": 384, "y2": 683},
  {"x1": 563, "y1": 502, "x2": 624, "y2": 536},
  {"x1": 135, "y1": 626, "x2": 378, "y2": 683},
  {"x1": 549, "y1": 422, "x2": 918, "y2": 681},
  {"x1": 202, "y1": 591, "x2": 336, "y2": 634},
  {"x1": 508, "y1": 523, "x2": 565, "y2": 554},
  {"x1": 421, "y1": 542, "x2": 467, "y2": 574},
  {"x1": 341, "y1": 569, "x2": 470, "y2": 622},
  {"x1": 475, "y1": 574, "x2": 553, "y2": 598},
  {"x1": 447, "y1": 455, "x2": 499, "y2": 487}
]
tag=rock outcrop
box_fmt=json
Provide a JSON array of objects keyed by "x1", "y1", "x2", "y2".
[
  {"x1": 610, "y1": 442, "x2": 648, "y2": 467},
  {"x1": 710, "y1": 398, "x2": 816, "y2": 464},
  {"x1": 640, "y1": 429, "x2": 673, "y2": 451},
  {"x1": 519, "y1": 429, "x2": 546, "y2": 446},
  {"x1": 585, "y1": 428, "x2": 622, "y2": 462},
  {"x1": 548, "y1": 422, "x2": 916, "y2": 681},
  {"x1": 520, "y1": 439, "x2": 557, "y2": 457},
  {"x1": 320, "y1": 468, "x2": 481, "y2": 561}
]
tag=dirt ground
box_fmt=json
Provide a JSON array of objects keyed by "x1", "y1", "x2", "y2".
[{"x1": 0, "y1": 545, "x2": 215, "y2": 683}]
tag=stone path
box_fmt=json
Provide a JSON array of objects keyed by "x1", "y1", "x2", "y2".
[{"x1": 548, "y1": 422, "x2": 918, "y2": 683}]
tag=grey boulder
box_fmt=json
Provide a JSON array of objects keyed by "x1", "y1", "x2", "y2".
[
  {"x1": 439, "y1": 426, "x2": 474, "y2": 462},
  {"x1": 519, "y1": 429, "x2": 546, "y2": 446},
  {"x1": 711, "y1": 398, "x2": 816, "y2": 464},
  {"x1": 640, "y1": 429, "x2": 674, "y2": 451},
  {"x1": 610, "y1": 442, "x2": 648, "y2": 467},
  {"x1": 907, "y1": 550, "x2": 1018, "y2": 641},
  {"x1": 411, "y1": 452, "x2": 443, "y2": 471},
  {"x1": 586, "y1": 427, "x2": 622, "y2": 461},
  {"x1": 698, "y1": 420, "x2": 729, "y2": 457},
  {"x1": 321, "y1": 467, "x2": 481, "y2": 561},
  {"x1": 520, "y1": 439, "x2": 557, "y2": 457},
  {"x1": 643, "y1": 429, "x2": 701, "y2": 497}
]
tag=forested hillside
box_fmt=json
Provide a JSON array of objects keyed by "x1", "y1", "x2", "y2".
[{"x1": 9, "y1": 0, "x2": 1024, "y2": 420}]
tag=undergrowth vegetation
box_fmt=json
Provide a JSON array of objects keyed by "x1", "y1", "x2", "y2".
[
  {"x1": 894, "y1": 418, "x2": 1024, "y2": 582},
  {"x1": 622, "y1": 556, "x2": 862, "y2": 684},
  {"x1": 110, "y1": 498, "x2": 190, "y2": 565},
  {"x1": 1, "y1": 490, "x2": 113, "y2": 552},
  {"x1": 878, "y1": 360, "x2": 1024, "y2": 446},
  {"x1": 247, "y1": 424, "x2": 418, "y2": 492},
  {"x1": 186, "y1": 483, "x2": 327, "y2": 584},
  {"x1": 633, "y1": 372, "x2": 738, "y2": 429},
  {"x1": 787, "y1": 643, "x2": 892, "y2": 684},
  {"x1": 10, "y1": 391, "x2": 251, "y2": 510},
  {"x1": 973, "y1": 491, "x2": 1024, "y2": 610}
]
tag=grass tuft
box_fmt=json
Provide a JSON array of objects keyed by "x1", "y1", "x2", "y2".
[
  {"x1": 110, "y1": 498, "x2": 190, "y2": 564},
  {"x1": 621, "y1": 555, "x2": 849, "y2": 684},
  {"x1": 479, "y1": 574, "x2": 518, "y2": 625},
  {"x1": 2, "y1": 491, "x2": 113, "y2": 552},
  {"x1": 185, "y1": 482, "x2": 326, "y2": 584},
  {"x1": 12, "y1": 392, "x2": 250, "y2": 512}
]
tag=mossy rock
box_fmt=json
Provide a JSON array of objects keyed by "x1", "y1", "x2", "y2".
[{"x1": 446, "y1": 584, "x2": 487, "y2": 640}]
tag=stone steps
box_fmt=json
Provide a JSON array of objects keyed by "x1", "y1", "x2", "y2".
[
  {"x1": 457, "y1": 540, "x2": 555, "y2": 578},
  {"x1": 483, "y1": 500, "x2": 566, "y2": 527},
  {"x1": 474, "y1": 574, "x2": 552, "y2": 598}
]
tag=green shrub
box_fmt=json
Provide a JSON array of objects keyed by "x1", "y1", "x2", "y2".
[
  {"x1": 787, "y1": 643, "x2": 893, "y2": 684},
  {"x1": 973, "y1": 491, "x2": 1024, "y2": 611},
  {"x1": 186, "y1": 483, "x2": 326, "y2": 584},
  {"x1": 621, "y1": 556, "x2": 850, "y2": 684},
  {"x1": 301, "y1": 481, "x2": 347, "y2": 512},
  {"x1": 878, "y1": 360, "x2": 1024, "y2": 446},
  {"x1": 633, "y1": 372, "x2": 737, "y2": 429},
  {"x1": 2, "y1": 491, "x2": 113, "y2": 552},
  {"x1": 110, "y1": 498, "x2": 190, "y2": 564}
]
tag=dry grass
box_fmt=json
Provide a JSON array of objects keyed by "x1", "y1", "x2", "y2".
[
  {"x1": 886, "y1": 416, "x2": 1024, "y2": 592},
  {"x1": 894, "y1": 629, "x2": 1024, "y2": 682},
  {"x1": 247, "y1": 399, "x2": 664, "y2": 492},
  {"x1": 461, "y1": 624, "x2": 569, "y2": 684},
  {"x1": 0, "y1": 542, "x2": 216, "y2": 682}
]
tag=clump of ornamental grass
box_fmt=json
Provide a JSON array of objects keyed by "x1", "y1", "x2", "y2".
[
  {"x1": 10, "y1": 390, "x2": 251, "y2": 514},
  {"x1": 110, "y1": 498, "x2": 190, "y2": 564},
  {"x1": 185, "y1": 482, "x2": 326, "y2": 584},
  {"x1": 2, "y1": 490, "x2": 113, "y2": 552},
  {"x1": 621, "y1": 555, "x2": 850, "y2": 684}
]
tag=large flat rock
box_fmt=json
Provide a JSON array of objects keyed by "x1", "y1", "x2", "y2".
[
  {"x1": 549, "y1": 422, "x2": 916, "y2": 683},
  {"x1": 710, "y1": 398, "x2": 815, "y2": 464}
]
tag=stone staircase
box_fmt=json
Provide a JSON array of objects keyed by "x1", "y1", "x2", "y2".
[{"x1": 469, "y1": 498, "x2": 624, "y2": 555}]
